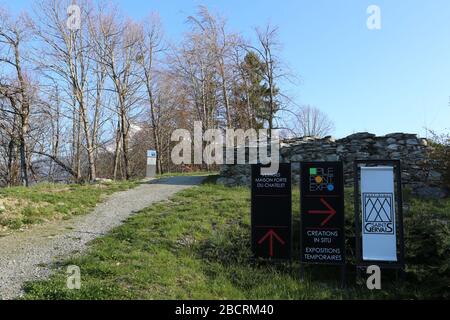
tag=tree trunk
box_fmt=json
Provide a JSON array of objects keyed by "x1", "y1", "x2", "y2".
[
  {"x1": 113, "y1": 120, "x2": 122, "y2": 180},
  {"x1": 219, "y1": 62, "x2": 231, "y2": 127},
  {"x1": 19, "y1": 121, "x2": 29, "y2": 187},
  {"x1": 75, "y1": 110, "x2": 82, "y2": 182},
  {"x1": 120, "y1": 110, "x2": 130, "y2": 180},
  {"x1": 7, "y1": 139, "x2": 15, "y2": 187},
  {"x1": 13, "y1": 40, "x2": 30, "y2": 187},
  {"x1": 77, "y1": 91, "x2": 97, "y2": 181},
  {"x1": 147, "y1": 85, "x2": 163, "y2": 174}
]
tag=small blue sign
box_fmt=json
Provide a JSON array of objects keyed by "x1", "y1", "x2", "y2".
[{"x1": 147, "y1": 150, "x2": 157, "y2": 158}]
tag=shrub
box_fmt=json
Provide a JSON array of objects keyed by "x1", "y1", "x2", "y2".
[
  {"x1": 404, "y1": 197, "x2": 450, "y2": 298},
  {"x1": 345, "y1": 188, "x2": 450, "y2": 298},
  {"x1": 427, "y1": 130, "x2": 450, "y2": 190}
]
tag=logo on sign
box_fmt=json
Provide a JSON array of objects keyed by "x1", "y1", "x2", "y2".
[
  {"x1": 309, "y1": 167, "x2": 335, "y2": 192},
  {"x1": 147, "y1": 150, "x2": 157, "y2": 158},
  {"x1": 363, "y1": 193, "x2": 394, "y2": 234}
]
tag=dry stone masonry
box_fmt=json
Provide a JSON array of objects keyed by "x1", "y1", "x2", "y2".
[{"x1": 218, "y1": 132, "x2": 446, "y2": 198}]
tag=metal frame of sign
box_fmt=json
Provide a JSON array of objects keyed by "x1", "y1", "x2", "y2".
[
  {"x1": 251, "y1": 163, "x2": 293, "y2": 262},
  {"x1": 299, "y1": 161, "x2": 346, "y2": 287},
  {"x1": 353, "y1": 160, "x2": 405, "y2": 272}
]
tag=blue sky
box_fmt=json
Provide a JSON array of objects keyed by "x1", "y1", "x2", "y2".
[{"x1": 3, "y1": 0, "x2": 450, "y2": 138}]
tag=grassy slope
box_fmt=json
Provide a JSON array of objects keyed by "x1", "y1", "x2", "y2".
[
  {"x1": 0, "y1": 181, "x2": 138, "y2": 232},
  {"x1": 23, "y1": 177, "x2": 450, "y2": 299}
]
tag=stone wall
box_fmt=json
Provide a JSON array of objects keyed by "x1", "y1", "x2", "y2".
[{"x1": 217, "y1": 132, "x2": 446, "y2": 198}]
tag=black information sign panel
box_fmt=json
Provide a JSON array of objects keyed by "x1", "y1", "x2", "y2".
[
  {"x1": 300, "y1": 162, "x2": 345, "y2": 265},
  {"x1": 251, "y1": 164, "x2": 291, "y2": 260}
]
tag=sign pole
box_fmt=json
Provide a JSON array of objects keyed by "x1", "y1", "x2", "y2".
[
  {"x1": 396, "y1": 161, "x2": 406, "y2": 273},
  {"x1": 299, "y1": 264, "x2": 305, "y2": 282},
  {"x1": 353, "y1": 160, "x2": 362, "y2": 281},
  {"x1": 340, "y1": 265, "x2": 346, "y2": 288},
  {"x1": 146, "y1": 150, "x2": 157, "y2": 178}
]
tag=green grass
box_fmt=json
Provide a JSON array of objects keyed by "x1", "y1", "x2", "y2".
[
  {"x1": 23, "y1": 176, "x2": 450, "y2": 299},
  {"x1": 0, "y1": 180, "x2": 138, "y2": 232}
]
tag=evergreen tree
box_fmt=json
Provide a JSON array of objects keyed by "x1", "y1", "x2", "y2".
[{"x1": 233, "y1": 51, "x2": 279, "y2": 129}]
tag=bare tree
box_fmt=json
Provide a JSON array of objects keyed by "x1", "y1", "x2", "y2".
[
  {"x1": 232, "y1": 23, "x2": 295, "y2": 135},
  {"x1": 0, "y1": 3, "x2": 301, "y2": 185},
  {"x1": 171, "y1": 38, "x2": 216, "y2": 132},
  {"x1": 187, "y1": 6, "x2": 238, "y2": 128},
  {"x1": 293, "y1": 105, "x2": 334, "y2": 137},
  {"x1": 252, "y1": 24, "x2": 280, "y2": 132},
  {"x1": 136, "y1": 13, "x2": 165, "y2": 174},
  {"x1": 34, "y1": 0, "x2": 98, "y2": 181},
  {"x1": 0, "y1": 92, "x2": 20, "y2": 186},
  {"x1": 94, "y1": 11, "x2": 144, "y2": 180},
  {"x1": 0, "y1": 9, "x2": 34, "y2": 186}
]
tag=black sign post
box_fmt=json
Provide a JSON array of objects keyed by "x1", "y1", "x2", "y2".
[
  {"x1": 251, "y1": 164, "x2": 292, "y2": 260},
  {"x1": 300, "y1": 161, "x2": 346, "y2": 285}
]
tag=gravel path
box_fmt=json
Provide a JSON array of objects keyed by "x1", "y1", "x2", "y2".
[{"x1": 0, "y1": 176, "x2": 205, "y2": 300}]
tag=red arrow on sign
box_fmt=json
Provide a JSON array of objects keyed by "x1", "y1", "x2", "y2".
[
  {"x1": 308, "y1": 198, "x2": 336, "y2": 226},
  {"x1": 257, "y1": 229, "x2": 285, "y2": 257}
]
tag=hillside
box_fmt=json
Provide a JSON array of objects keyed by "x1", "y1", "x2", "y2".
[
  {"x1": 0, "y1": 181, "x2": 137, "y2": 234},
  {"x1": 23, "y1": 176, "x2": 450, "y2": 299}
]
